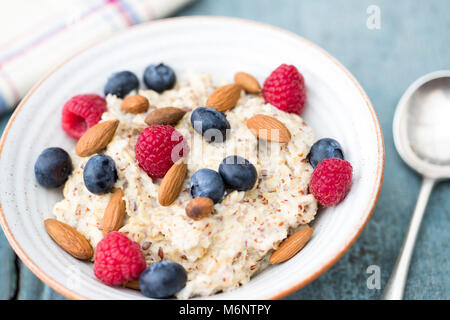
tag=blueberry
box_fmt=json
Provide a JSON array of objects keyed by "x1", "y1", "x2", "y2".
[
  {"x1": 190, "y1": 107, "x2": 230, "y2": 143},
  {"x1": 219, "y1": 156, "x2": 257, "y2": 191},
  {"x1": 190, "y1": 169, "x2": 225, "y2": 203},
  {"x1": 307, "y1": 138, "x2": 344, "y2": 168},
  {"x1": 34, "y1": 147, "x2": 72, "y2": 188},
  {"x1": 83, "y1": 155, "x2": 118, "y2": 194},
  {"x1": 143, "y1": 63, "x2": 176, "y2": 93},
  {"x1": 104, "y1": 71, "x2": 139, "y2": 98},
  {"x1": 139, "y1": 261, "x2": 187, "y2": 299}
]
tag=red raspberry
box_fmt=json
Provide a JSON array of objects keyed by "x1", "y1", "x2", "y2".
[
  {"x1": 94, "y1": 232, "x2": 146, "y2": 285},
  {"x1": 61, "y1": 94, "x2": 106, "y2": 140},
  {"x1": 135, "y1": 125, "x2": 187, "y2": 179},
  {"x1": 262, "y1": 64, "x2": 306, "y2": 115},
  {"x1": 309, "y1": 158, "x2": 353, "y2": 207}
]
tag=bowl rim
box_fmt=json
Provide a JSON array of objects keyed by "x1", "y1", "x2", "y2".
[{"x1": 0, "y1": 16, "x2": 385, "y2": 300}]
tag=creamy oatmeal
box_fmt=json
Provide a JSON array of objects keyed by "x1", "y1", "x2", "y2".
[{"x1": 53, "y1": 72, "x2": 318, "y2": 299}]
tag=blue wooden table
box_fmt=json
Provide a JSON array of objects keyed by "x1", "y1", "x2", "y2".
[{"x1": 1, "y1": 0, "x2": 449, "y2": 300}]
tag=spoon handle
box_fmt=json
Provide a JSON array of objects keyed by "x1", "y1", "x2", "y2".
[{"x1": 381, "y1": 177, "x2": 435, "y2": 300}]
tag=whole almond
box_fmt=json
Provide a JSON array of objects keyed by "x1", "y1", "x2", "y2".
[
  {"x1": 186, "y1": 197, "x2": 214, "y2": 220},
  {"x1": 121, "y1": 95, "x2": 149, "y2": 114},
  {"x1": 206, "y1": 84, "x2": 241, "y2": 112},
  {"x1": 247, "y1": 114, "x2": 291, "y2": 143},
  {"x1": 269, "y1": 226, "x2": 314, "y2": 264},
  {"x1": 102, "y1": 189, "x2": 126, "y2": 234},
  {"x1": 234, "y1": 72, "x2": 261, "y2": 94},
  {"x1": 123, "y1": 279, "x2": 140, "y2": 290},
  {"x1": 145, "y1": 107, "x2": 186, "y2": 126},
  {"x1": 158, "y1": 159, "x2": 188, "y2": 206},
  {"x1": 44, "y1": 219, "x2": 93, "y2": 260},
  {"x1": 75, "y1": 120, "x2": 119, "y2": 157}
]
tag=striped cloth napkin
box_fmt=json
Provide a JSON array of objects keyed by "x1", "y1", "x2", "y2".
[{"x1": 0, "y1": 0, "x2": 193, "y2": 115}]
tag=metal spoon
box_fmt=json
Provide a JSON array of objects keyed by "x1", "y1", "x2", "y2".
[{"x1": 382, "y1": 70, "x2": 450, "y2": 299}]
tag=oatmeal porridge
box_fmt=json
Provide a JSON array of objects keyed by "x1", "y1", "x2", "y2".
[{"x1": 52, "y1": 72, "x2": 318, "y2": 298}]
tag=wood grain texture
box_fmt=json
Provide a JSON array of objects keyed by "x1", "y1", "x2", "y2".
[
  {"x1": 0, "y1": 0, "x2": 449, "y2": 300},
  {"x1": 0, "y1": 231, "x2": 16, "y2": 299}
]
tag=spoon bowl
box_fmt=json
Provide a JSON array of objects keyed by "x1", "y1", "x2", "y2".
[{"x1": 393, "y1": 70, "x2": 450, "y2": 179}]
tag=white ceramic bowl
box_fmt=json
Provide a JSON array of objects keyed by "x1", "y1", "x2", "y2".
[{"x1": 0, "y1": 17, "x2": 384, "y2": 300}]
